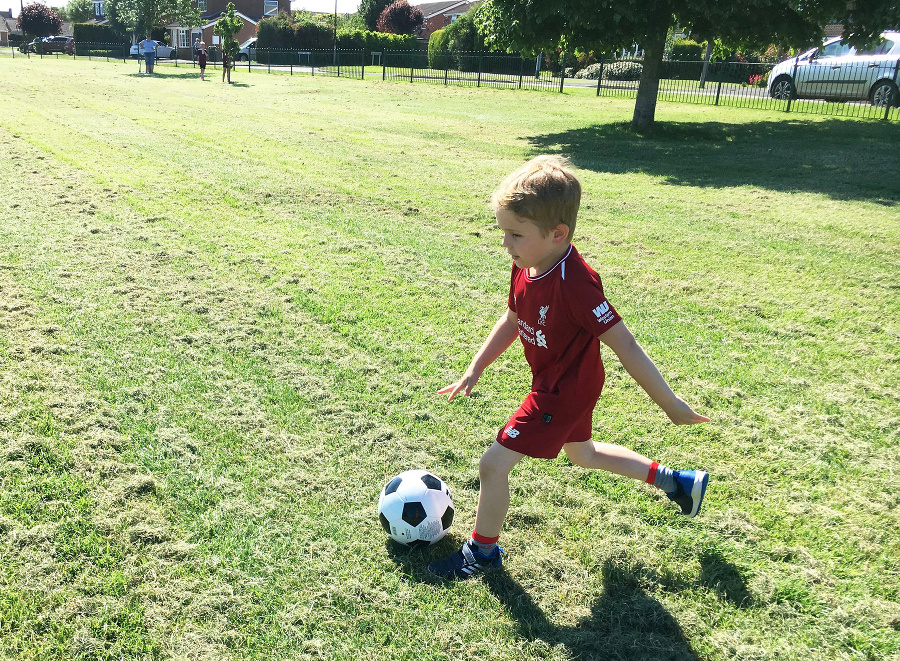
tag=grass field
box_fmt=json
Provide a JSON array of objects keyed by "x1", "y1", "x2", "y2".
[{"x1": 0, "y1": 57, "x2": 898, "y2": 661}]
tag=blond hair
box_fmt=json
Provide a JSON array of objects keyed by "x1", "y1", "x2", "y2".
[{"x1": 491, "y1": 155, "x2": 581, "y2": 237}]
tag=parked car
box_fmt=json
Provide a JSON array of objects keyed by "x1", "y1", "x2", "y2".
[
  {"x1": 42, "y1": 35, "x2": 75, "y2": 55},
  {"x1": 237, "y1": 38, "x2": 257, "y2": 62},
  {"x1": 25, "y1": 37, "x2": 44, "y2": 53},
  {"x1": 768, "y1": 31, "x2": 900, "y2": 107},
  {"x1": 130, "y1": 40, "x2": 177, "y2": 59}
]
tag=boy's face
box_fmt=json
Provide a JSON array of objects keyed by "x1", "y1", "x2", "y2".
[{"x1": 496, "y1": 207, "x2": 569, "y2": 277}]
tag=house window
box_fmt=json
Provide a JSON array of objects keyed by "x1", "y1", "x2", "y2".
[
  {"x1": 178, "y1": 29, "x2": 189, "y2": 48},
  {"x1": 264, "y1": 0, "x2": 278, "y2": 15},
  {"x1": 93, "y1": 0, "x2": 104, "y2": 17},
  {"x1": 197, "y1": 0, "x2": 207, "y2": 10}
]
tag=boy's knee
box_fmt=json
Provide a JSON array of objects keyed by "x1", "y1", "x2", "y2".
[
  {"x1": 478, "y1": 444, "x2": 520, "y2": 481},
  {"x1": 478, "y1": 452, "x2": 501, "y2": 480}
]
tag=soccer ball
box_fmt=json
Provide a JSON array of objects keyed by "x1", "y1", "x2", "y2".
[{"x1": 378, "y1": 470, "x2": 454, "y2": 548}]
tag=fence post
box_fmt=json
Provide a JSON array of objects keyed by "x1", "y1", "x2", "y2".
[
  {"x1": 409, "y1": 53, "x2": 414, "y2": 83},
  {"x1": 382, "y1": 52, "x2": 386, "y2": 81},
  {"x1": 444, "y1": 58, "x2": 449, "y2": 85},
  {"x1": 518, "y1": 56, "x2": 524, "y2": 89},
  {"x1": 596, "y1": 58, "x2": 605, "y2": 95},
  {"x1": 337, "y1": 50, "x2": 340, "y2": 77},
  {"x1": 886, "y1": 59, "x2": 900, "y2": 121},
  {"x1": 558, "y1": 52, "x2": 566, "y2": 93},
  {"x1": 361, "y1": 50, "x2": 365, "y2": 80},
  {"x1": 715, "y1": 65, "x2": 723, "y2": 106}
]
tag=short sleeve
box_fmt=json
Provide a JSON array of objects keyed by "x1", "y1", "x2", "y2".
[
  {"x1": 507, "y1": 264, "x2": 518, "y2": 313},
  {"x1": 567, "y1": 273, "x2": 622, "y2": 337}
]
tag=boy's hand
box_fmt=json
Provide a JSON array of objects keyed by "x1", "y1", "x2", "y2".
[
  {"x1": 665, "y1": 397, "x2": 710, "y2": 425},
  {"x1": 438, "y1": 371, "x2": 480, "y2": 401}
]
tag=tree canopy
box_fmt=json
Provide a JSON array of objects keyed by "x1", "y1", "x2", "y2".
[
  {"x1": 66, "y1": 0, "x2": 96, "y2": 24},
  {"x1": 104, "y1": 0, "x2": 200, "y2": 38},
  {"x1": 476, "y1": 0, "x2": 900, "y2": 129},
  {"x1": 18, "y1": 3, "x2": 62, "y2": 38},
  {"x1": 359, "y1": 0, "x2": 392, "y2": 31},
  {"x1": 376, "y1": 1, "x2": 423, "y2": 35}
]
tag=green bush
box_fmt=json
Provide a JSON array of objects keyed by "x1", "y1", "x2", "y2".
[
  {"x1": 257, "y1": 13, "x2": 298, "y2": 49},
  {"x1": 73, "y1": 22, "x2": 126, "y2": 45},
  {"x1": 428, "y1": 29, "x2": 450, "y2": 69},
  {"x1": 670, "y1": 39, "x2": 704, "y2": 61},
  {"x1": 602, "y1": 60, "x2": 643, "y2": 81},
  {"x1": 573, "y1": 62, "x2": 604, "y2": 80},
  {"x1": 335, "y1": 28, "x2": 417, "y2": 53},
  {"x1": 444, "y1": 12, "x2": 483, "y2": 53}
]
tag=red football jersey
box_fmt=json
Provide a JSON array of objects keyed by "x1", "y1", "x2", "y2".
[{"x1": 507, "y1": 244, "x2": 622, "y2": 409}]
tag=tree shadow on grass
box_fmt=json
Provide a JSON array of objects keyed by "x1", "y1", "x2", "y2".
[{"x1": 526, "y1": 119, "x2": 899, "y2": 205}]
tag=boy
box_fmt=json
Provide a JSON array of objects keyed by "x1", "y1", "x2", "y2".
[
  {"x1": 197, "y1": 41, "x2": 208, "y2": 81},
  {"x1": 428, "y1": 155, "x2": 710, "y2": 581}
]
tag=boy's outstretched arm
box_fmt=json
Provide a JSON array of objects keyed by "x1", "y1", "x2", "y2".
[
  {"x1": 599, "y1": 322, "x2": 709, "y2": 425},
  {"x1": 439, "y1": 308, "x2": 519, "y2": 401}
]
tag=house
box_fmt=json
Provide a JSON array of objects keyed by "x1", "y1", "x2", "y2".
[
  {"x1": 0, "y1": 8, "x2": 21, "y2": 46},
  {"x1": 414, "y1": 0, "x2": 480, "y2": 42},
  {"x1": 167, "y1": 0, "x2": 289, "y2": 57}
]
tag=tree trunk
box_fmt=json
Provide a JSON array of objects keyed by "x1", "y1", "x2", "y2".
[
  {"x1": 699, "y1": 41, "x2": 713, "y2": 89},
  {"x1": 631, "y1": 29, "x2": 668, "y2": 131}
]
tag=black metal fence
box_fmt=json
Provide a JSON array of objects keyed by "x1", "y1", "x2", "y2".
[
  {"x1": 4, "y1": 43, "x2": 898, "y2": 120},
  {"x1": 381, "y1": 50, "x2": 566, "y2": 92},
  {"x1": 591, "y1": 58, "x2": 900, "y2": 121}
]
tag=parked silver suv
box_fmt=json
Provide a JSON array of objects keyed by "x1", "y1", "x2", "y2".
[{"x1": 768, "y1": 31, "x2": 900, "y2": 107}]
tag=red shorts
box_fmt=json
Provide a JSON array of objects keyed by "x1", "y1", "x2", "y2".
[{"x1": 497, "y1": 390, "x2": 596, "y2": 459}]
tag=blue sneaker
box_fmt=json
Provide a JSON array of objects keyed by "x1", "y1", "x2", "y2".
[
  {"x1": 666, "y1": 470, "x2": 709, "y2": 517},
  {"x1": 428, "y1": 541, "x2": 503, "y2": 580}
]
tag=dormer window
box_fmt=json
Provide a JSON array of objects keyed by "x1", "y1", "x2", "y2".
[
  {"x1": 264, "y1": 0, "x2": 278, "y2": 15},
  {"x1": 197, "y1": 0, "x2": 207, "y2": 10}
]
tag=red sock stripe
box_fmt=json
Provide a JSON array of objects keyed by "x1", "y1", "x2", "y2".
[
  {"x1": 646, "y1": 461, "x2": 659, "y2": 485},
  {"x1": 472, "y1": 530, "x2": 500, "y2": 545}
]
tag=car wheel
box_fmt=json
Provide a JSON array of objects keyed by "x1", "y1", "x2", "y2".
[
  {"x1": 770, "y1": 75, "x2": 795, "y2": 101},
  {"x1": 238, "y1": 54, "x2": 247, "y2": 62},
  {"x1": 870, "y1": 80, "x2": 899, "y2": 108}
]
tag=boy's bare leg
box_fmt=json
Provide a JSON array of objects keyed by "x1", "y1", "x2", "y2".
[
  {"x1": 474, "y1": 441, "x2": 524, "y2": 539},
  {"x1": 564, "y1": 439, "x2": 709, "y2": 517},
  {"x1": 562, "y1": 440, "x2": 652, "y2": 480}
]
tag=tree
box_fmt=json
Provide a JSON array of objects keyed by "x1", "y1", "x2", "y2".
[
  {"x1": 215, "y1": 2, "x2": 243, "y2": 83},
  {"x1": 443, "y1": 11, "x2": 485, "y2": 53},
  {"x1": 359, "y1": 0, "x2": 392, "y2": 31},
  {"x1": 104, "y1": 0, "x2": 199, "y2": 42},
  {"x1": 18, "y1": 3, "x2": 62, "y2": 40},
  {"x1": 476, "y1": 0, "x2": 900, "y2": 130},
  {"x1": 376, "y1": 1, "x2": 423, "y2": 35},
  {"x1": 66, "y1": 0, "x2": 95, "y2": 23}
]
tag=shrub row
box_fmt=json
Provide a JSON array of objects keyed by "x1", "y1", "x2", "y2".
[{"x1": 256, "y1": 14, "x2": 418, "y2": 55}]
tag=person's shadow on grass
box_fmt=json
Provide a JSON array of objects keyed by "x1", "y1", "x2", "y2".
[{"x1": 386, "y1": 541, "x2": 750, "y2": 660}]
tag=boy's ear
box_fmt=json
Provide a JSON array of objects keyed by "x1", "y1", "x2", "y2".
[{"x1": 552, "y1": 223, "x2": 570, "y2": 244}]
